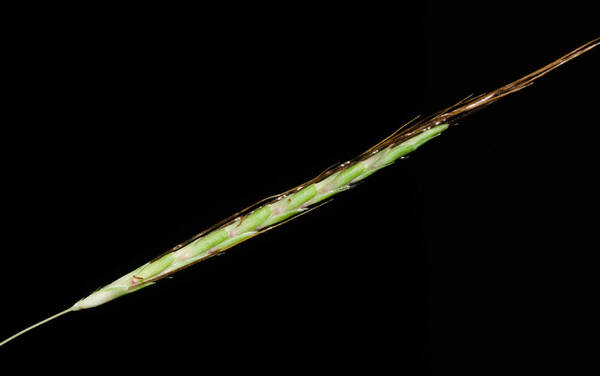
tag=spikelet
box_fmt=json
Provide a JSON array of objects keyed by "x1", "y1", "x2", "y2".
[{"x1": 1, "y1": 38, "x2": 598, "y2": 347}]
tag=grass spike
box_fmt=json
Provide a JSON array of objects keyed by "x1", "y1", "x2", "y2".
[{"x1": 1, "y1": 38, "x2": 597, "y2": 347}]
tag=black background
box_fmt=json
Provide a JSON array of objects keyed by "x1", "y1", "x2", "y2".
[{"x1": 1, "y1": 3, "x2": 598, "y2": 374}]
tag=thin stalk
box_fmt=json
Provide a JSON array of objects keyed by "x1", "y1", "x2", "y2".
[
  {"x1": 0, "y1": 308, "x2": 72, "y2": 347},
  {"x1": 1, "y1": 38, "x2": 598, "y2": 347}
]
